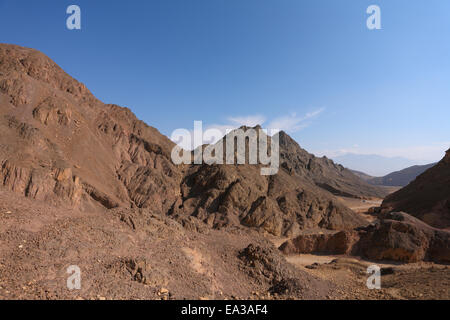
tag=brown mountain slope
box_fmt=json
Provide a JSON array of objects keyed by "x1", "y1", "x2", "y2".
[
  {"x1": 0, "y1": 44, "x2": 381, "y2": 236},
  {"x1": 382, "y1": 149, "x2": 450, "y2": 229},
  {"x1": 0, "y1": 43, "x2": 181, "y2": 212}
]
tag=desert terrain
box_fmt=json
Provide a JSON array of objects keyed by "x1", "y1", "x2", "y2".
[
  {"x1": 0, "y1": 187, "x2": 448, "y2": 300},
  {"x1": 0, "y1": 44, "x2": 448, "y2": 300},
  {"x1": 268, "y1": 195, "x2": 449, "y2": 300}
]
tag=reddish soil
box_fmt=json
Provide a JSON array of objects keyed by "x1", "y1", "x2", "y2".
[{"x1": 0, "y1": 188, "x2": 335, "y2": 300}]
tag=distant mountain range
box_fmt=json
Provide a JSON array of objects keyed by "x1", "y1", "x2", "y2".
[
  {"x1": 333, "y1": 153, "x2": 422, "y2": 177},
  {"x1": 352, "y1": 163, "x2": 437, "y2": 187}
]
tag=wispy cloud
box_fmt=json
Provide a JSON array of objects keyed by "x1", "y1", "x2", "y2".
[
  {"x1": 227, "y1": 115, "x2": 266, "y2": 127},
  {"x1": 267, "y1": 108, "x2": 325, "y2": 133}
]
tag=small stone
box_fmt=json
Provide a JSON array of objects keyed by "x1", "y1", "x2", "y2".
[{"x1": 159, "y1": 288, "x2": 169, "y2": 295}]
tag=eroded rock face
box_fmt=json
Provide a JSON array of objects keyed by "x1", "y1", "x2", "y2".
[
  {"x1": 357, "y1": 212, "x2": 450, "y2": 263},
  {"x1": 279, "y1": 230, "x2": 360, "y2": 255},
  {"x1": 0, "y1": 44, "x2": 181, "y2": 211},
  {"x1": 279, "y1": 212, "x2": 450, "y2": 264},
  {"x1": 171, "y1": 162, "x2": 368, "y2": 236}
]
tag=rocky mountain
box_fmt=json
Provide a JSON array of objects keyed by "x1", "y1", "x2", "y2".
[
  {"x1": 382, "y1": 149, "x2": 450, "y2": 229},
  {"x1": 170, "y1": 127, "x2": 391, "y2": 236},
  {"x1": 0, "y1": 44, "x2": 182, "y2": 213},
  {"x1": 0, "y1": 44, "x2": 384, "y2": 237}
]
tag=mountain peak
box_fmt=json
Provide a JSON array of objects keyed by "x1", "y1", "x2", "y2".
[
  {"x1": 236, "y1": 124, "x2": 262, "y2": 131},
  {"x1": 0, "y1": 43, "x2": 96, "y2": 106}
]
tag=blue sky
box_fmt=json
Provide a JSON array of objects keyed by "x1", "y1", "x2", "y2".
[{"x1": 1, "y1": 0, "x2": 449, "y2": 167}]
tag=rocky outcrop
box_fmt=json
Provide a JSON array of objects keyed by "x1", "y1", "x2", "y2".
[
  {"x1": 279, "y1": 230, "x2": 360, "y2": 255},
  {"x1": 238, "y1": 244, "x2": 334, "y2": 298},
  {"x1": 0, "y1": 160, "x2": 83, "y2": 206},
  {"x1": 357, "y1": 212, "x2": 450, "y2": 263},
  {"x1": 279, "y1": 212, "x2": 450, "y2": 264},
  {"x1": 382, "y1": 149, "x2": 450, "y2": 228}
]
